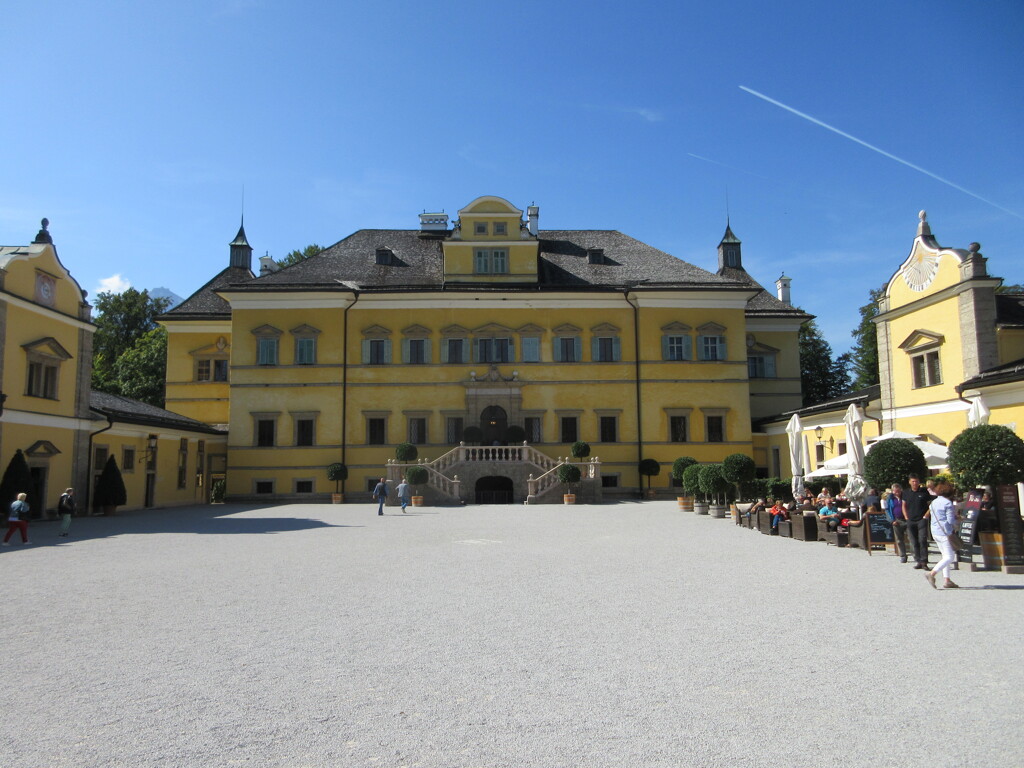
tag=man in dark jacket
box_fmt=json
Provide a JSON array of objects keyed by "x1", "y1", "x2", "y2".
[
  {"x1": 58, "y1": 488, "x2": 76, "y2": 537},
  {"x1": 372, "y1": 478, "x2": 388, "y2": 516},
  {"x1": 903, "y1": 474, "x2": 932, "y2": 569}
]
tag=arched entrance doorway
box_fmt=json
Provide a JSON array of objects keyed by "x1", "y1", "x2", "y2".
[
  {"x1": 475, "y1": 476, "x2": 513, "y2": 504},
  {"x1": 480, "y1": 405, "x2": 508, "y2": 445}
]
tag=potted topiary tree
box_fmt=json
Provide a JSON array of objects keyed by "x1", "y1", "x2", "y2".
[
  {"x1": 683, "y1": 464, "x2": 707, "y2": 514},
  {"x1": 571, "y1": 441, "x2": 591, "y2": 461},
  {"x1": 327, "y1": 462, "x2": 348, "y2": 503},
  {"x1": 506, "y1": 425, "x2": 526, "y2": 444},
  {"x1": 638, "y1": 458, "x2": 661, "y2": 499},
  {"x1": 405, "y1": 465, "x2": 429, "y2": 506},
  {"x1": 395, "y1": 442, "x2": 418, "y2": 462},
  {"x1": 94, "y1": 455, "x2": 127, "y2": 515},
  {"x1": 722, "y1": 453, "x2": 756, "y2": 520},
  {"x1": 672, "y1": 457, "x2": 698, "y2": 511},
  {"x1": 463, "y1": 426, "x2": 482, "y2": 445},
  {"x1": 557, "y1": 463, "x2": 582, "y2": 504},
  {"x1": 948, "y1": 425, "x2": 1024, "y2": 568},
  {"x1": 0, "y1": 449, "x2": 34, "y2": 515},
  {"x1": 699, "y1": 463, "x2": 730, "y2": 518},
  {"x1": 864, "y1": 438, "x2": 928, "y2": 493}
]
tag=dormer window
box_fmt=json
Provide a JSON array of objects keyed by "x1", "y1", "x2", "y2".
[
  {"x1": 494, "y1": 222, "x2": 507, "y2": 236},
  {"x1": 376, "y1": 248, "x2": 393, "y2": 266},
  {"x1": 474, "y1": 222, "x2": 488, "y2": 236},
  {"x1": 588, "y1": 248, "x2": 605, "y2": 265}
]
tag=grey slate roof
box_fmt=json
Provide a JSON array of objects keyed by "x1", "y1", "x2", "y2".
[
  {"x1": 996, "y1": 293, "x2": 1024, "y2": 328},
  {"x1": 161, "y1": 265, "x2": 255, "y2": 319},
  {"x1": 90, "y1": 391, "x2": 226, "y2": 435},
  {"x1": 717, "y1": 265, "x2": 810, "y2": 318}
]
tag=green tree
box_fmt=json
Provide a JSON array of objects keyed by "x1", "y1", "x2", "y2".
[
  {"x1": 395, "y1": 442, "x2": 418, "y2": 462},
  {"x1": 638, "y1": 458, "x2": 661, "y2": 492},
  {"x1": 864, "y1": 439, "x2": 928, "y2": 491},
  {"x1": 799, "y1": 319, "x2": 850, "y2": 406},
  {"x1": 94, "y1": 455, "x2": 128, "y2": 513},
  {"x1": 92, "y1": 288, "x2": 171, "y2": 395},
  {"x1": 113, "y1": 327, "x2": 168, "y2": 407},
  {"x1": 848, "y1": 285, "x2": 885, "y2": 390},
  {"x1": 722, "y1": 453, "x2": 756, "y2": 500},
  {"x1": 948, "y1": 425, "x2": 1024, "y2": 490},
  {"x1": 277, "y1": 244, "x2": 323, "y2": 268},
  {"x1": 0, "y1": 449, "x2": 34, "y2": 512}
]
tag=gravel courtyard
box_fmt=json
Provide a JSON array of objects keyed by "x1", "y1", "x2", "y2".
[{"x1": 2, "y1": 500, "x2": 1021, "y2": 768}]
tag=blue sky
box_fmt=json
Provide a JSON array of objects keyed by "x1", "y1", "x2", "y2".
[{"x1": 3, "y1": 0, "x2": 1022, "y2": 355}]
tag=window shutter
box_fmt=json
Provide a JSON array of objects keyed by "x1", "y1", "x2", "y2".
[
  {"x1": 383, "y1": 340, "x2": 392, "y2": 364},
  {"x1": 440, "y1": 339, "x2": 449, "y2": 363},
  {"x1": 591, "y1": 337, "x2": 599, "y2": 362},
  {"x1": 573, "y1": 337, "x2": 581, "y2": 363},
  {"x1": 553, "y1": 338, "x2": 563, "y2": 363},
  {"x1": 422, "y1": 339, "x2": 432, "y2": 364},
  {"x1": 612, "y1": 337, "x2": 621, "y2": 362},
  {"x1": 401, "y1": 338, "x2": 410, "y2": 364},
  {"x1": 766, "y1": 355, "x2": 776, "y2": 377},
  {"x1": 362, "y1": 340, "x2": 370, "y2": 364},
  {"x1": 684, "y1": 336, "x2": 692, "y2": 361},
  {"x1": 718, "y1": 336, "x2": 726, "y2": 360},
  {"x1": 662, "y1": 335, "x2": 670, "y2": 360},
  {"x1": 522, "y1": 337, "x2": 538, "y2": 362}
]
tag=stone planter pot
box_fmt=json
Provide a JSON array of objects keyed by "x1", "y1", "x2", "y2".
[
  {"x1": 693, "y1": 501, "x2": 709, "y2": 515},
  {"x1": 331, "y1": 493, "x2": 344, "y2": 504},
  {"x1": 412, "y1": 496, "x2": 425, "y2": 507},
  {"x1": 709, "y1": 503, "x2": 727, "y2": 518},
  {"x1": 678, "y1": 496, "x2": 694, "y2": 512},
  {"x1": 563, "y1": 493, "x2": 576, "y2": 505}
]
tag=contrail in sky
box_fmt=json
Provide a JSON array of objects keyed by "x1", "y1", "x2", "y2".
[{"x1": 739, "y1": 85, "x2": 1021, "y2": 219}]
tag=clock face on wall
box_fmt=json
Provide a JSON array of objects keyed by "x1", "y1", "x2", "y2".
[
  {"x1": 35, "y1": 273, "x2": 56, "y2": 306},
  {"x1": 902, "y1": 249, "x2": 940, "y2": 292}
]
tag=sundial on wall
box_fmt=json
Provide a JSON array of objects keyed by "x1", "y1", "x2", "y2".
[{"x1": 902, "y1": 248, "x2": 940, "y2": 292}]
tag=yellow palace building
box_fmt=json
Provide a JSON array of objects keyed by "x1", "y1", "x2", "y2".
[
  {"x1": 760, "y1": 211, "x2": 1024, "y2": 480},
  {"x1": 0, "y1": 220, "x2": 226, "y2": 517},
  {"x1": 162, "y1": 195, "x2": 809, "y2": 503}
]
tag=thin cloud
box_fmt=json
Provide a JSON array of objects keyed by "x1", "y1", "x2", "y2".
[
  {"x1": 739, "y1": 85, "x2": 1022, "y2": 219},
  {"x1": 96, "y1": 274, "x2": 131, "y2": 295},
  {"x1": 581, "y1": 104, "x2": 664, "y2": 123},
  {"x1": 686, "y1": 153, "x2": 773, "y2": 182}
]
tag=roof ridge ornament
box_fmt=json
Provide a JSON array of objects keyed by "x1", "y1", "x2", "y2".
[
  {"x1": 917, "y1": 210, "x2": 931, "y2": 237},
  {"x1": 32, "y1": 217, "x2": 52, "y2": 245}
]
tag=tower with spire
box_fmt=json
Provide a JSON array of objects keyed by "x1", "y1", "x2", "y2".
[
  {"x1": 717, "y1": 221, "x2": 742, "y2": 273},
  {"x1": 229, "y1": 220, "x2": 253, "y2": 270}
]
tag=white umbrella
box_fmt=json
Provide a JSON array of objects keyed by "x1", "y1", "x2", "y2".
[
  {"x1": 786, "y1": 414, "x2": 805, "y2": 500},
  {"x1": 966, "y1": 396, "x2": 990, "y2": 428},
  {"x1": 841, "y1": 404, "x2": 867, "y2": 502},
  {"x1": 870, "y1": 431, "x2": 949, "y2": 469}
]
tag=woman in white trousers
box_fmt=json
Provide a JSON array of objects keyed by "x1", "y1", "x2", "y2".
[{"x1": 926, "y1": 481, "x2": 958, "y2": 589}]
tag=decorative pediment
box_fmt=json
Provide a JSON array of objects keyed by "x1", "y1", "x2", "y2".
[
  {"x1": 748, "y1": 341, "x2": 780, "y2": 354},
  {"x1": 458, "y1": 195, "x2": 522, "y2": 216},
  {"x1": 517, "y1": 323, "x2": 545, "y2": 334},
  {"x1": 590, "y1": 322, "x2": 621, "y2": 334},
  {"x1": 361, "y1": 324, "x2": 391, "y2": 337},
  {"x1": 661, "y1": 321, "x2": 692, "y2": 333},
  {"x1": 189, "y1": 339, "x2": 231, "y2": 357},
  {"x1": 401, "y1": 324, "x2": 432, "y2": 337},
  {"x1": 21, "y1": 337, "x2": 72, "y2": 360},
  {"x1": 697, "y1": 322, "x2": 727, "y2": 334},
  {"x1": 250, "y1": 324, "x2": 282, "y2": 337},
  {"x1": 553, "y1": 323, "x2": 582, "y2": 334},
  {"x1": 290, "y1": 324, "x2": 321, "y2": 336},
  {"x1": 25, "y1": 440, "x2": 61, "y2": 457},
  {"x1": 441, "y1": 324, "x2": 470, "y2": 336},
  {"x1": 898, "y1": 329, "x2": 945, "y2": 351},
  {"x1": 472, "y1": 322, "x2": 514, "y2": 335}
]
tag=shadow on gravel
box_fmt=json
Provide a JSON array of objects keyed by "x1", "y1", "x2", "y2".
[
  {"x1": 0, "y1": 503, "x2": 362, "y2": 551},
  {"x1": 959, "y1": 585, "x2": 1024, "y2": 590}
]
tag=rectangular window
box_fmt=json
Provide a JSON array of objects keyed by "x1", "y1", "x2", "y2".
[
  {"x1": 256, "y1": 420, "x2": 276, "y2": 447},
  {"x1": 593, "y1": 337, "x2": 619, "y2": 362},
  {"x1": 375, "y1": 248, "x2": 393, "y2": 265},
  {"x1": 748, "y1": 354, "x2": 776, "y2": 378},
  {"x1": 599, "y1": 416, "x2": 617, "y2": 443},
  {"x1": 838, "y1": 441, "x2": 847, "y2": 455},
  {"x1": 664, "y1": 335, "x2": 692, "y2": 361},
  {"x1": 446, "y1": 417, "x2": 464, "y2": 444},
  {"x1": 524, "y1": 417, "x2": 542, "y2": 443},
  {"x1": 177, "y1": 438, "x2": 188, "y2": 489},
  {"x1": 521, "y1": 337, "x2": 540, "y2": 362},
  {"x1": 670, "y1": 416, "x2": 688, "y2": 443},
  {"x1": 255, "y1": 481, "x2": 274, "y2": 494},
  {"x1": 295, "y1": 338, "x2": 316, "y2": 365},
  {"x1": 602, "y1": 475, "x2": 619, "y2": 488},
  {"x1": 408, "y1": 417, "x2": 427, "y2": 445},
  {"x1": 367, "y1": 418, "x2": 386, "y2": 445},
  {"x1": 555, "y1": 337, "x2": 580, "y2": 362},
  {"x1": 911, "y1": 351, "x2": 941, "y2": 388},
  {"x1": 474, "y1": 221, "x2": 488, "y2": 235},
  {"x1": 493, "y1": 221, "x2": 507, "y2": 236},
  {"x1": 476, "y1": 338, "x2": 512, "y2": 363},
  {"x1": 296, "y1": 419, "x2": 315, "y2": 446},
  {"x1": 367, "y1": 339, "x2": 390, "y2": 365},
  {"x1": 444, "y1": 338, "x2": 465, "y2": 364},
  {"x1": 560, "y1": 416, "x2": 578, "y2": 444},
  {"x1": 27, "y1": 362, "x2": 58, "y2": 398},
  {"x1": 295, "y1": 480, "x2": 314, "y2": 494},
  {"x1": 699, "y1": 335, "x2": 726, "y2": 361},
  {"x1": 815, "y1": 443, "x2": 826, "y2": 467},
  {"x1": 122, "y1": 447, "x2": 136, "y2": 473},
  {"x1": 213, "y1": 359, "x2": 228, "y2": 381},
  {"x1": 406, "y1": 338, "x2": 427, "y2": 365},
  {"x1": 473, "y1": 249, "x2": 509, "y2": 274},
  {"x1": 197, "y1": 359, "x2": 211, "y2": 381},
  {"x1": 257, "y1": 337, "x2": 279, "y2": 366},
  {"x1": 706, "y1": 415, "x2": 724, "y2": 443}
]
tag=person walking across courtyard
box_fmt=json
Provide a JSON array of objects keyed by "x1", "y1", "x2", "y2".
[
  {"x1": 925, "y1": 480, "x2": 959, "y2": 589},
  {"x1": 3, "y1": 493, "x2": 31, "y2": 545},
  {"x1": 396, "y1": 478, "x2": 410, "y2": 513},
  {"x1": 58, "y1": 488, "x2": 75, "y2": 537},
  {"x1": 372, "y1": 478, "x2": 388, "y2": 516},
  {"x1": 903, "y1": 474, "x2": 932, "y2": 569},
  {"x1": 885, "y1": 483, "x2": 909, "y2": 563}
]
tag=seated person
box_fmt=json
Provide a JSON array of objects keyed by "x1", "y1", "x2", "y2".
[
  {"x1": 816, "y1": 487, "x2": 833, "y2": 503},
  {"x1": 818, "y1": 499, "x2": 842, "y2": 531},
  {"x1": 770, "y1": 499, "x2": 789, "y2": 530}
]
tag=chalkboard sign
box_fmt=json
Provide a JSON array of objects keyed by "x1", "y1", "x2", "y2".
[
  {"x1": 997, "y1": 485, "x2": 1024, "y2": 568},
  {"x1": 864, "y1": 513, "x2": 894, "y2": 553},
  {"x1": 958, "y1": 490, "x2": 985, "y2": 561}
]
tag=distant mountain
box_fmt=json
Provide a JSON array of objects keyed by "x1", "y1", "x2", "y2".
[{"x1": 150, "y1": 287, "x2": 183, "y2": 310}]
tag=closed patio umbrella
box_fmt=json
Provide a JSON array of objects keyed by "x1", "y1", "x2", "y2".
[
  {"x1": 841, "y1": 404, "x2": 867, "y2": 504},
  {"x1": 786, "y1": 414, "x2": 805, "y2": 501},
  {"x1": 966, "y1": 396, "x2": 990, "y2": 428}
]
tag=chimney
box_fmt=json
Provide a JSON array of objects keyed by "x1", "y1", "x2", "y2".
[
  {"x1": 527, "y1": 205, "x2": 539, "y2": 236},
  {"x1": 259, "y1": 255, "x2": 280, "y2": 276},
  {"x1": 419, "y1": 212, "x2": 449, "y2": 232},
  {"x1": 775, "y1": 274, "x2": 792, "y2": 305}
]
